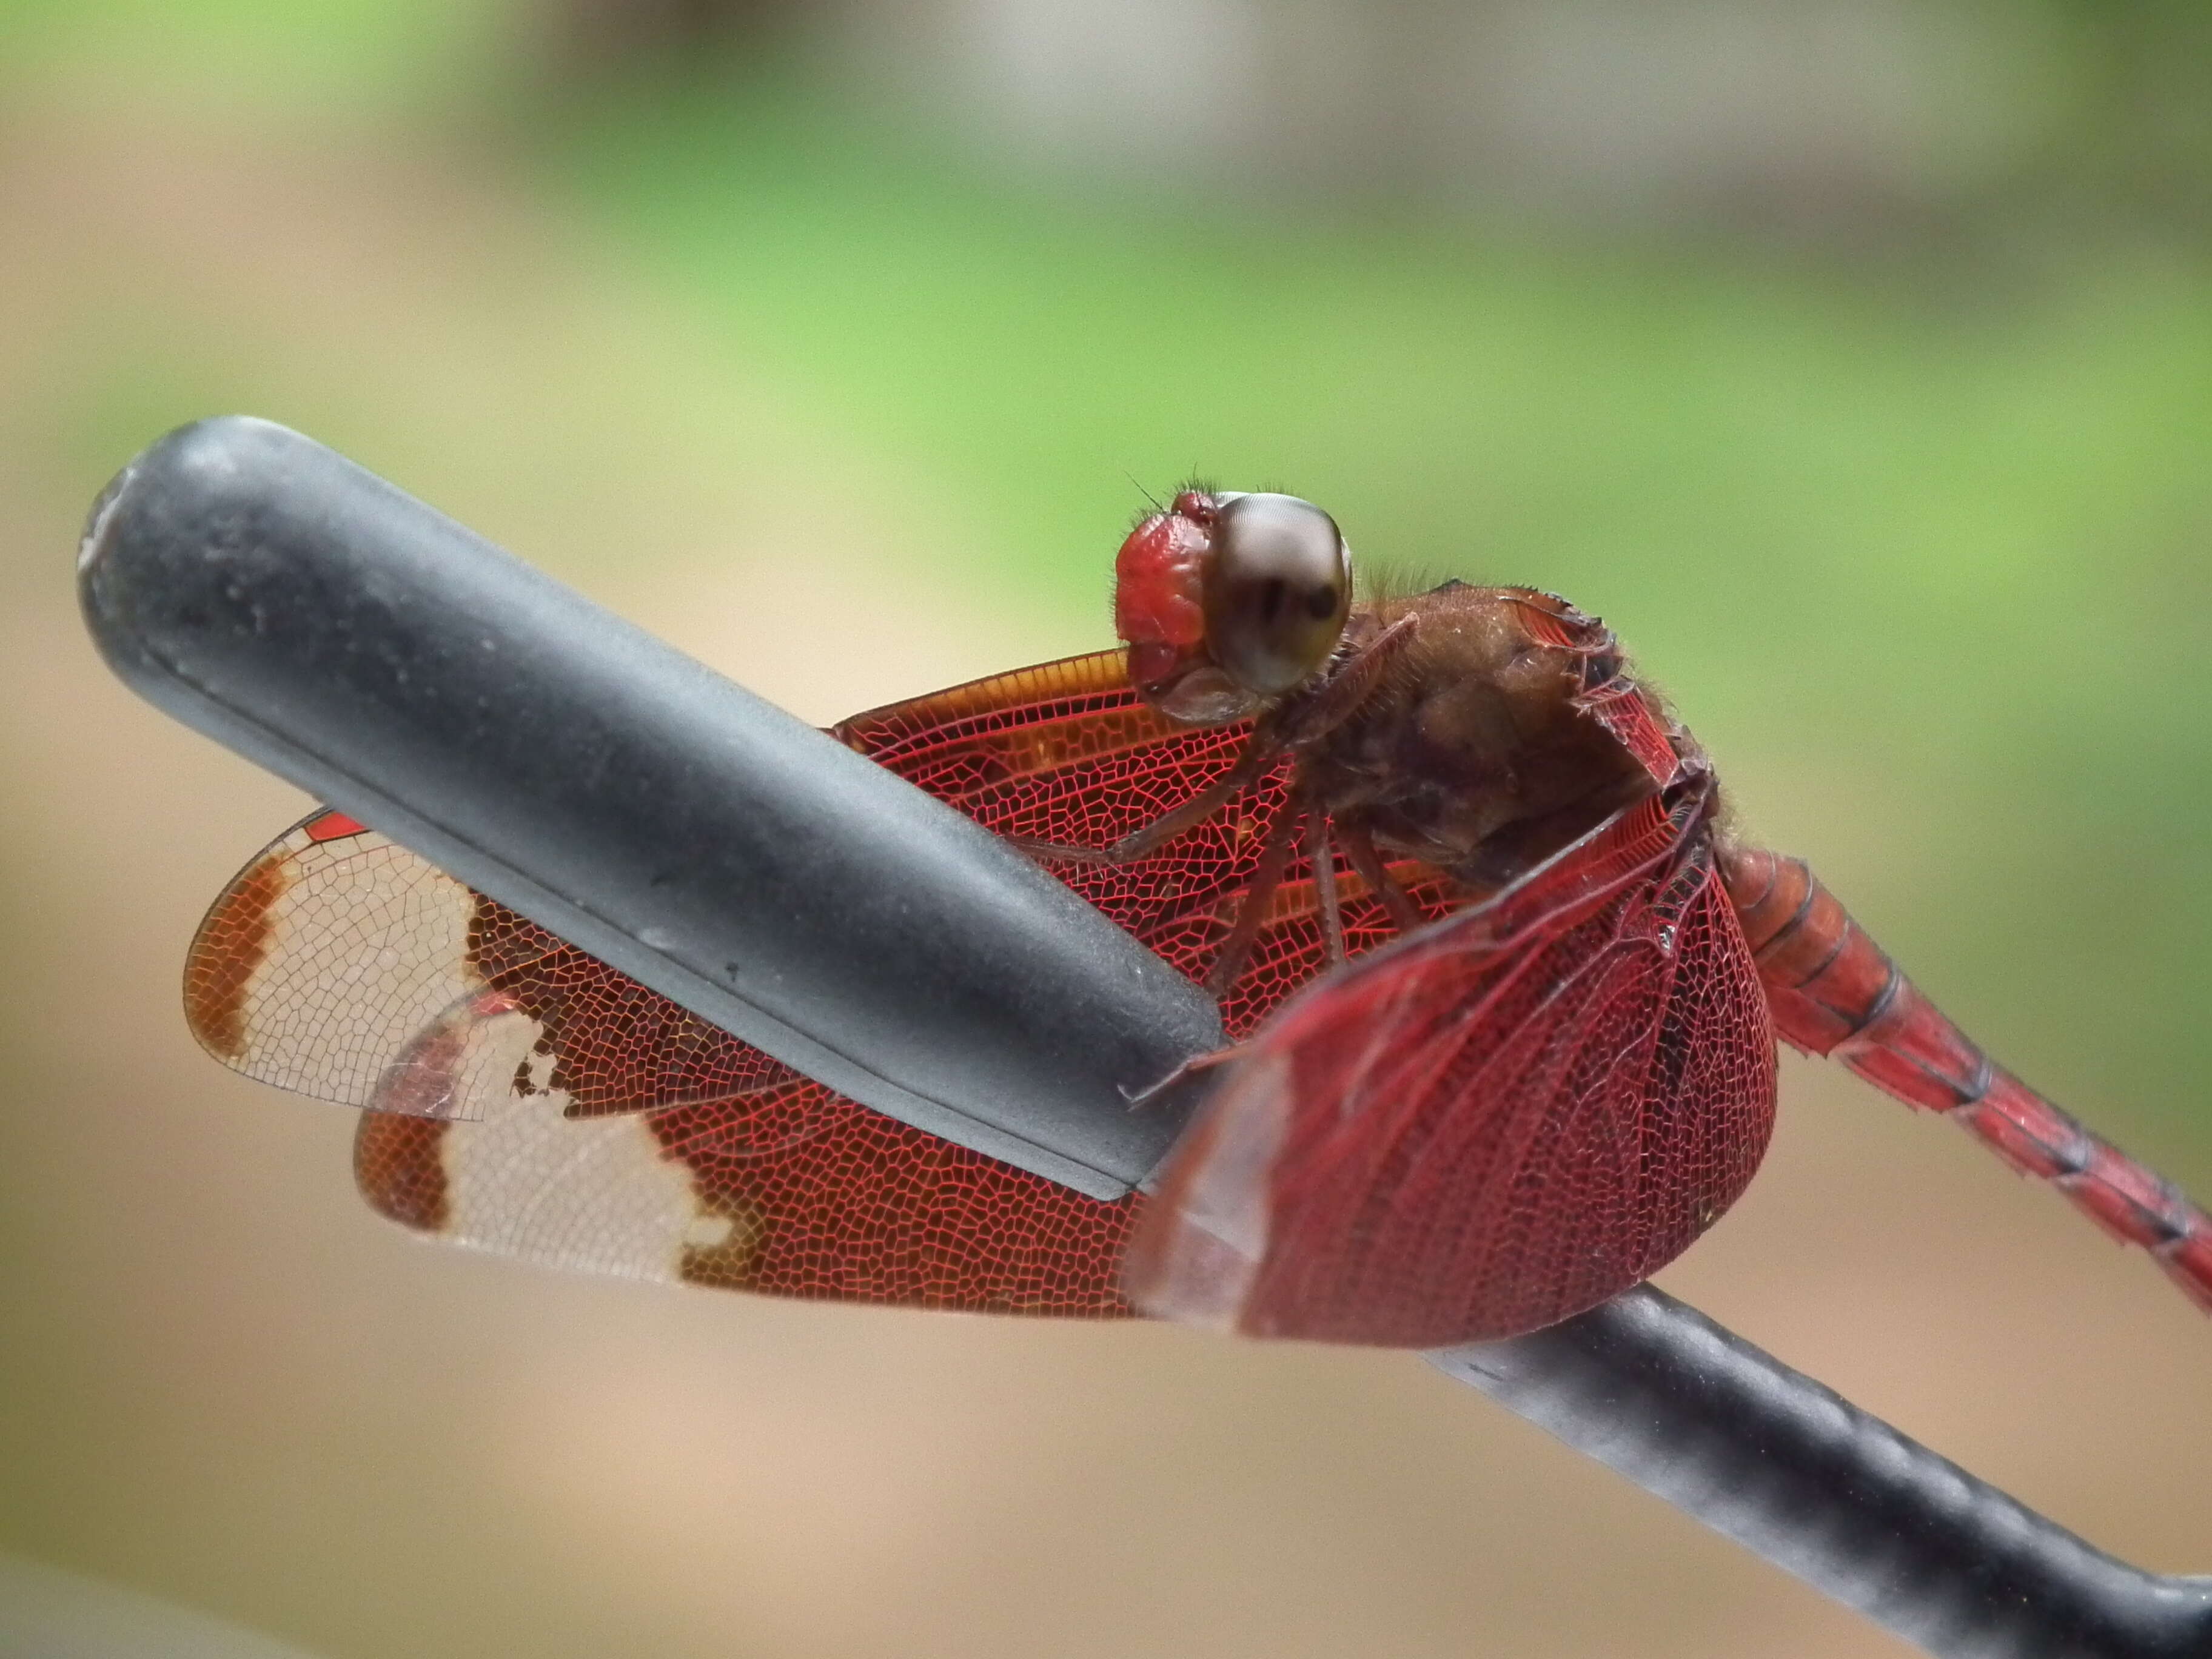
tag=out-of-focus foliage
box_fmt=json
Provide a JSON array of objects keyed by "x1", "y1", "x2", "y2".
[
  {"x1": 2039, "y1": 1, "x2": 2212, "y2": 239},
  {"x1": 0, "y1": 0, "x2": 512, "y2": 109},
  {"x1": 537, "y1": 1, "x2": 2212, "y2": 249}
]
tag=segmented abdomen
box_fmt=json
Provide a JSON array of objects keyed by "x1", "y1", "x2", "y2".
[{"x1": 1719, "y1": 844, "x2": 2212, "y2": 1315}]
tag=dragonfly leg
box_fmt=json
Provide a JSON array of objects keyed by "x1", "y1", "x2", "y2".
[
  {"x1": 1306, "y1": 800, "x2": 1346, "y2": 968},
  {"x1": 1013, "y1": 619, "x2": 1412, "y2": 870},
  {"x1": 1010, "y1": 726, "x2": 1284, "y2": 866},
  {"x1": 1338, "y1": 819, "x2": 1425, "y2": 934},
  {"x1": 1120, "y1": 1042, "x2": 1248, "y2": 1110},
  {"x1": 1276, "y1": 614, "x2": 1419, "y2": 745},
  {"x1": 1204, "y1": 800, "x2": 1303, "y2": 998}
]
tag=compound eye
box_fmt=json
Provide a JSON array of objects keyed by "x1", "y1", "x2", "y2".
[{"x1": 1203, "y1": 494, "x2": 1351, "y2": 696}]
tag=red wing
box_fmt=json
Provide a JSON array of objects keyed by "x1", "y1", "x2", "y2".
[
  {"x1": 190, "y1": 650, "x2": 1456, "y2": 1311},
  {"x1": 836, "y1": 651, "x2": 1462, "y2": 1038},
  {"x1": 1124, "y1": 783, "x2": 1778, "y2": 1347}
]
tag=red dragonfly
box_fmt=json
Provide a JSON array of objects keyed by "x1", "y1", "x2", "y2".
[{"x1": 184, "y1": 489, "x2": 2212, "y2": 1346}]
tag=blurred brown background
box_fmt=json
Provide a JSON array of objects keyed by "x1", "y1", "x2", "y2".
[{"x1": 3, "y1": 3, "x2": 2211, "y2": 1655}]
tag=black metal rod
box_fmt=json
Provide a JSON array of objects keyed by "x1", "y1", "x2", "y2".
[
  {"x1": 1433, "y1": 1290, "x2": 2212, "y2": 1657},
  {"x1": 78, "y1": 419, "x2": 2212, "y2": 1658},
  {"x1": 78, "y1": 418, "x2": 1215, "y2": 1201}
]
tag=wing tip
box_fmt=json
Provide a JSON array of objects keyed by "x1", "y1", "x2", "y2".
[
  {"x1": 354, "y1": 1111, "x2": 453, "y2": 1234},
  {"x1": 182, "y1": 848, "x2": 290, "y2": 1064},
  {"x1": 184, "y1": 809, "x2": 374, "y2": 1065}
]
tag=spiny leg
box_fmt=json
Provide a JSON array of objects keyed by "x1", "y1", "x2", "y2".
[
  {"x1": 1013, "y1": 617, "x2": 1415, "y2": 870},
  {"x1": 1306, "y1": 799, "x2": 1346, "y2": 968},
  {"x1": 1134, "y1": 796, "x2": 1353, "y2": 1108},
  {"x1": 1119, "y1": 1042, "x2": 1247, "y2": 1111},
  {"x1": 1275, "y1": 614, "x2": 1419, "y2": 746},
  {"x1": 1094, "y1": 631, "x2": 1421, "y2": 1112},
  {"x1": 1010, "y1": 726, "x2": 1282, "y2": 867},
  {"x1": 1204, "y1": 800, "x2": 1304, "y2": 999},
  {"x1": 1339, "y1": 818, "x2": 1424, "y2": 935},
  {"x1": 1293, "y1": 614, "x2": 1421, "y2": 741}
]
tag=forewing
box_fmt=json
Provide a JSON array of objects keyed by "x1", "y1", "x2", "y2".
[
  {"x1": 186, "y1": 809, "x2": 797, "y2": 1124},
  {"x1": 839, "y1": 650, "x2": 1281, "y2": 982},
  {"x1": 839, "y1": 650, "x2": 1463, "y2": 1034},
  {"x1": 1125, "y1": 786, "x2": 1778, "y2": 1347},
  {"x1": 192, "y1": 650, "x2": 1453, "y2": 1310}
]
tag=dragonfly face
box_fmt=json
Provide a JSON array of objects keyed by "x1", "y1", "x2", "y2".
[{"x1": 1114, "y1": 489, "x2": 1350, "y2": 722}]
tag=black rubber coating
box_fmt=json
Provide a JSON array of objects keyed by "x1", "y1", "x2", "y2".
[
  {"x1": 1433, "y1": 1290, "x2": 2212, "y2": 1657},
  {"x1": 78, "y1": 417, "x2": 1218, "y2": 1199},
  {"x1": 79, "y1": 418, "x2": 2212, "y2": 1657}
]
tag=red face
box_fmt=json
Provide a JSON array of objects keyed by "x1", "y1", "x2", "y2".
[{"x1": 1114, "y1": 490, "x2": 1353, "y2": 724}]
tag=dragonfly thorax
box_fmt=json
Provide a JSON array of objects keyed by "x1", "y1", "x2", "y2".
[{"x1": 1295, "y1": 585, "x2": 1666, "y2": 890}]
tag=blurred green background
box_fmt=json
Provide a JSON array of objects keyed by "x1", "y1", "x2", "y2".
[{"x1": 3, "y1": 4, "x2": 2210, "y2": 1656}]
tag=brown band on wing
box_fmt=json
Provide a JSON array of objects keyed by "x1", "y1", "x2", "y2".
[
  {"x1": 183, "y1": 845, "x2": 287, "y2": 1063},
  {"x1": 355, "y1": 1112, "x2": 452, "y2": 1233},
  {"x1": 261, "y1": 643, "x2": 1456, "y2": 1318}
]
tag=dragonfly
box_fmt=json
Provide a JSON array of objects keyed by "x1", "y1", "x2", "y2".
[{"x1": 184, "y1": 489, "x2": 2212, "y2": 1346}]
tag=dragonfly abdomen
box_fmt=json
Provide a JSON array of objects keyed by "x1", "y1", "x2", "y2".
[{"x1": 1719, "y1": 845, "x2": 2212, "y2": 1314}]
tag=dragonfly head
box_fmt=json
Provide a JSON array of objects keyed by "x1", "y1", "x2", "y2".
[{"x1": 1114, "y1": 489, "x2": 1352, "y2": 724}]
